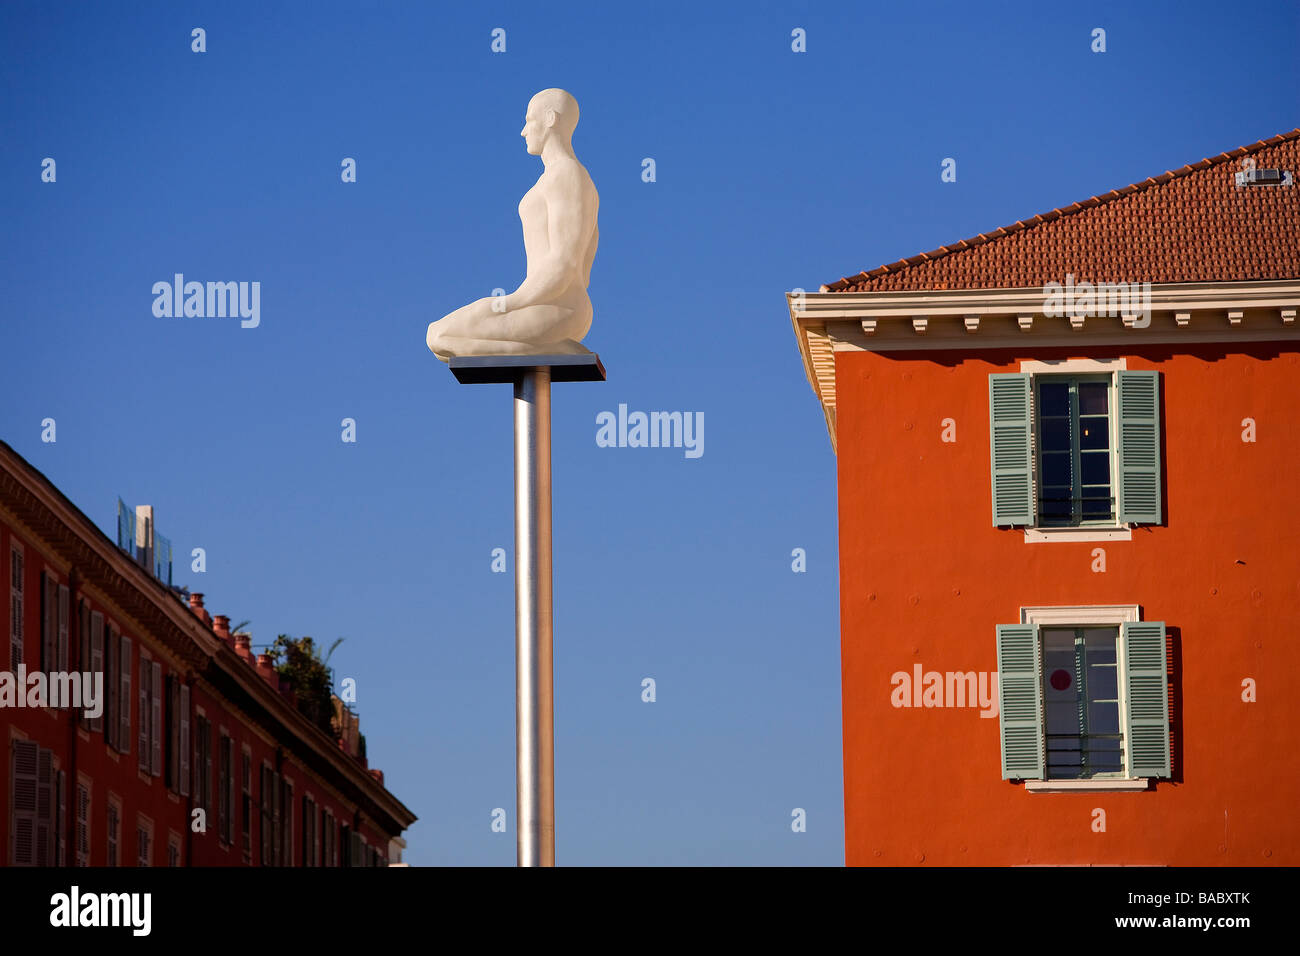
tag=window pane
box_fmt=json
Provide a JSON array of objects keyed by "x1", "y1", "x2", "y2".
[
  {"x1": 1038, "y1": 489, "x2": 1072, "y2": 522},
  {"x1": 1078, "y1": 382, "x2": 1108, "y2": 415},
  {"x1": 1081, "y1": 496, "x2": 1113, "y2": 520},
  {"x1": 1041, "y1": 453, "x2": 1072, "y2": 487},
  {"x1": 1083, "y1": 629, "x2": 1117, "y2": 661},
  {"x1": 1088, "y1": 700, "x2": 1120, "y2": 734},
  {"x1": 1040, "y1": 417, "x2": 1071, "y2": 451},
  {"x1": 1039, "y1": 382, "x2": 1070, "y2": 417},
  {"x1": 1087, "y1": 664, "x2": 1118, "y2": 701},
  {"x1": 1080, "y1": 452, "x2": 1110, "y2": 485},
  {"x1": 1079, "y1": 419, "x2": 1108, "y2": 450}
]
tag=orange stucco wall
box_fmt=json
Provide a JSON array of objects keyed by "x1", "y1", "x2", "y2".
[{"x1": 836, "y1": 342, "x2": 1300, "y2": 865}]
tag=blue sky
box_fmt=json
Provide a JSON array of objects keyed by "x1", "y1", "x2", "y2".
[{"x1": 1, "y1": 0, "x2": 1295, "y2": 865}]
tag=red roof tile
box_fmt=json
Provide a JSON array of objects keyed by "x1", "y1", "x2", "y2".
[{"x1": 823, "y1": 130, "x2": 1300, "y2": 293}]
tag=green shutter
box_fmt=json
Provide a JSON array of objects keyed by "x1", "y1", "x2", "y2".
[
  {"x1": 1123, "y1": 621, "x2": 1170, "y2": 778},
  {"x1": 989, "y1": 374, "x2": 1034, "y2": 526},
  {"x1": 1117, "y1": 370, "x2": 1162, "y2": 524},
  {"x1": 997, "y1": 624, "x2": 1043, "y2": 780}
]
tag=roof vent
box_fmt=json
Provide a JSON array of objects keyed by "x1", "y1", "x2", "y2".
[{"x1": 1234, "y1": 168, "x2": 1293, "y2": 187}]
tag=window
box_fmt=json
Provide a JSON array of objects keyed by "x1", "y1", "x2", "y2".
[
  {"x1": 165, "y1": 677, "x2": 191, "y2": 795},
  {"x1": 107, "y1": 799, "x2": 120, "y2": 866},
  {"x1": 137, "y1": 818, "x2": 152, "y2": 867},
  {"x1": 56, "y1": 770, "x2": 67, "y2": 865},
  {"x1": 323, "y1": 809, "x2": 335, "y2": 867},
  {"x1": 259, "y1": 765, "x2": 274, "y2": 866},
  {"x1": 75, "y1": 780, "x2": 90, "y2": 866},
  {"x1": 281, "y1": 778, "x2": 294, "y2": 866},
  {"x1": 302, "y1": 796, "x2": 316, "y2": 866},
  {"x1": 1036, "y1": 376, "x2": 1114, "y2": 525},
  {"x1": 117, "y1": 632, "x2": 132, "y2": 755},
  {"x1": 10, "y1": 542, "x2": 24, "y2": 668},
  {"x1": 78, "y1": 599, "x2": 102, "y2": 732},
  {"x1": 9, "y1": 739, "x2": 54, "y2": 865},
  {"x1": 989, "y1": 368, "x2": 1161, "y2": 530},
  {"x1": 39, "y1": 575, "x2": 69, "y2": 685},
  {"x1": 218, "y1": 734, "x2": 233, "y2": 845},
  {"x1": 193, "y1": 716, "x2": 212, "y2": 820},
  {"x1": 137, "y1": 654, "x2": 160, "y2": 774},
  {"x1": 1041, "y1": 627, "x2": 1123, "y2": 777},
  {"x1": 241, "y1": 749, "x2": 252, "y2": 862},
  {"x1": 167, "y1": 832, "x2": 181, "y2": 867},
  {"x1": 102, "y1": 618, "x2": 115, "y2": 746},
  {"x1": 996, "y1": 612, "x2": 1171, "y2": 786}
]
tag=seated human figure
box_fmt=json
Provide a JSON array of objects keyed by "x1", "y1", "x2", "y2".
[{"x1": 426, "y1": 88, "x2": 599, "y2": 360}]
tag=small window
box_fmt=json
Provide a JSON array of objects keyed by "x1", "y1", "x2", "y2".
[
  {"x1": 106, "y1": 800, "x2": 120, "y2": 867},
  {"x1": 1041, "y1": 627, "x2": 1123, "y2": 778},
  {"x1": 137, "y1": 818, "x2": 153, "y2": 867},
  {"x1": 1035, "y1": 376, "x2": 1115, "y2": 526}
]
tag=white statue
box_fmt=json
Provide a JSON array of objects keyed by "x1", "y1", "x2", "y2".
[{"x1": 427, "y1": 89, "x2": 599, "y2": 361}]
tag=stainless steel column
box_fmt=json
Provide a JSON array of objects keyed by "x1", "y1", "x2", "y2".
[{"x1": 513, "y1": 366, "x2": 554, "y2": 867}]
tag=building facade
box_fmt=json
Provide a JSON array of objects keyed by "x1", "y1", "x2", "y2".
[
  {"x1": 790, "y1": 130, "x2": 1300, "y2": 865},
  {"x1": 1, "y1": 441, "x2": 416, "y2": 866}
]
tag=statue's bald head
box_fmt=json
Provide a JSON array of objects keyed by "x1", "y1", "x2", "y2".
[
  {"x1": 529, "y1": 89, "x2": 578, "y2": 133},
  {"x1": 522, "y1": 89, "x2": 579, "y2": 156}
]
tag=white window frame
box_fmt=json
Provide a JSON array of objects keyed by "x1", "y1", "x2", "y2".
[
  {"x1": 136, "y1": 814, "x2": 153, "y2": 867},
  {"x1": 1019, "y1": 604, "x2": 1150, "y2": 792},
  {"x1": 1018, "y1": 358, "x2": 1132, "y2": 542},
  {"x1": 106, "y1": 794, "x2": 122, "y2": 866}
]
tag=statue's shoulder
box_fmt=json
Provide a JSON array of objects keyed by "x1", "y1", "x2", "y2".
[{"x1": 546, "y1": 157, "x2": 596, "y2": 191}]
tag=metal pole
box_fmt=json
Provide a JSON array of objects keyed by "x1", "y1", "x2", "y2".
[{"x1": 514, "y1": 366, "x2": 554, "y2": 866}]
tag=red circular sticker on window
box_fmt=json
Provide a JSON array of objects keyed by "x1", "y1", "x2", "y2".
[{"x1": 1050, "y1": 669, "x2": 1072, "y2": 691}]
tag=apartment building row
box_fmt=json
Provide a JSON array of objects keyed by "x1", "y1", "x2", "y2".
[{"x1": 1, "y1": 440, "x2": 416, "y2": 866}]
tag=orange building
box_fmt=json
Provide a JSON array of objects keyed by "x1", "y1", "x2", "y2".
[{"x1": 789, "y1": 130, "x2": 1300, "y2": 866}]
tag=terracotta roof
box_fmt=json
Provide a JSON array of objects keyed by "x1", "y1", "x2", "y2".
[{"x1": 823, "y1": 129, "x2": 1300, "y2": 293}]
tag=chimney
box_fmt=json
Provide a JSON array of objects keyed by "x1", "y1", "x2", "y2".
[
  {"x1": 212, "y1": 615, "x2": 231, "y2": 644},
  {"x1": 256, "y1": 653, "x2": 278, "y2": 688},
  {"x1": 135, "y1": 504, "x2": 154, "y2": 572},
  {"x1": 368, "y1": 768, "x2": 384, "y2": 786},
  {"x1": 188, "y1": 592, "x2": 212, "y2": 627},
  {"x1": 234, "y1": 632, "x2": 254, "y2": 665}
]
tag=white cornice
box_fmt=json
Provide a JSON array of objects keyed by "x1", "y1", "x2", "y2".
[{"x1": 787, "y1": 280, "x2": 1300, "y2": 453}]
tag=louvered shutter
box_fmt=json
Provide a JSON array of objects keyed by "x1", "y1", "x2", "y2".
[
  {"x1": 11, "y1": 740, "x2": 38, "y2": 865},
  {"x1": 1117, "y1": 370, "x2": 1162, "y2": 524},
  {"x1": 218, "y1": 740, "x2": 229, "y2": 841},
  {"x1": 997, "y1": 623, "x2": 1044, "y2": 779},
  {"x1": 989, "y1": 374, "x2": 1035, "y2": 526},
  {"x1": 102, "y1": 619, "x2": 114, "y2": 742},
  {"x1": 9, "y1": 547, "x2": 23, "y2": 668},
  {"x1": 261, "y1": 767, "x2": 273, "y2": 865},
  {"x1": 89, "y1": 614, "x2": 103, "y2": 732},
  {"x1": 35, "y1": 747, "x2": 53, "y2": 866},
  {"x1": 119, "y1": 635, "x2": 131, "y2": 754},
  {"x1": 151, "y1": 661, "x2": 162, "y2": 776},
  {"x1": 1123, "y1": 621, "x2": 1171, "y2": 778},
  {"x1": 179, "y1": 685, "x2": 191, "y2": 797},
  {"x1": 314, "y1": 806, "x2": 321, "y2": 867},
  {"x1": 272, "y1": 772, "x2": 282, "y2": 865},
  {"x1": 78, "y1": 603, "x2": 89, "y2": 729},
  {"x1": 57, "y1": 584, "x2": 69, "y2": 675},
  {"x1": 76, "y1": 783, "x2": 90, "y2": 866},
  {"x1": 138, "y1": 655, "x2": 150, "y2": 771},
  {"x1": 41, "y1": 573, "x2": 55, "y2": 672},
  {"x1": 56, "y1": 770, "x2": 66, "y2": 865}
]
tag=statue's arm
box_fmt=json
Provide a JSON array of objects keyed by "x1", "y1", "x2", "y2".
[{"x1": 507, "y1": 167, "x2": 596, "y2": 310}]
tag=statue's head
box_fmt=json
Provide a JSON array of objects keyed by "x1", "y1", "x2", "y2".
[{"x1": 521, "y1": 88, "x2": 579, "y2": 155}]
